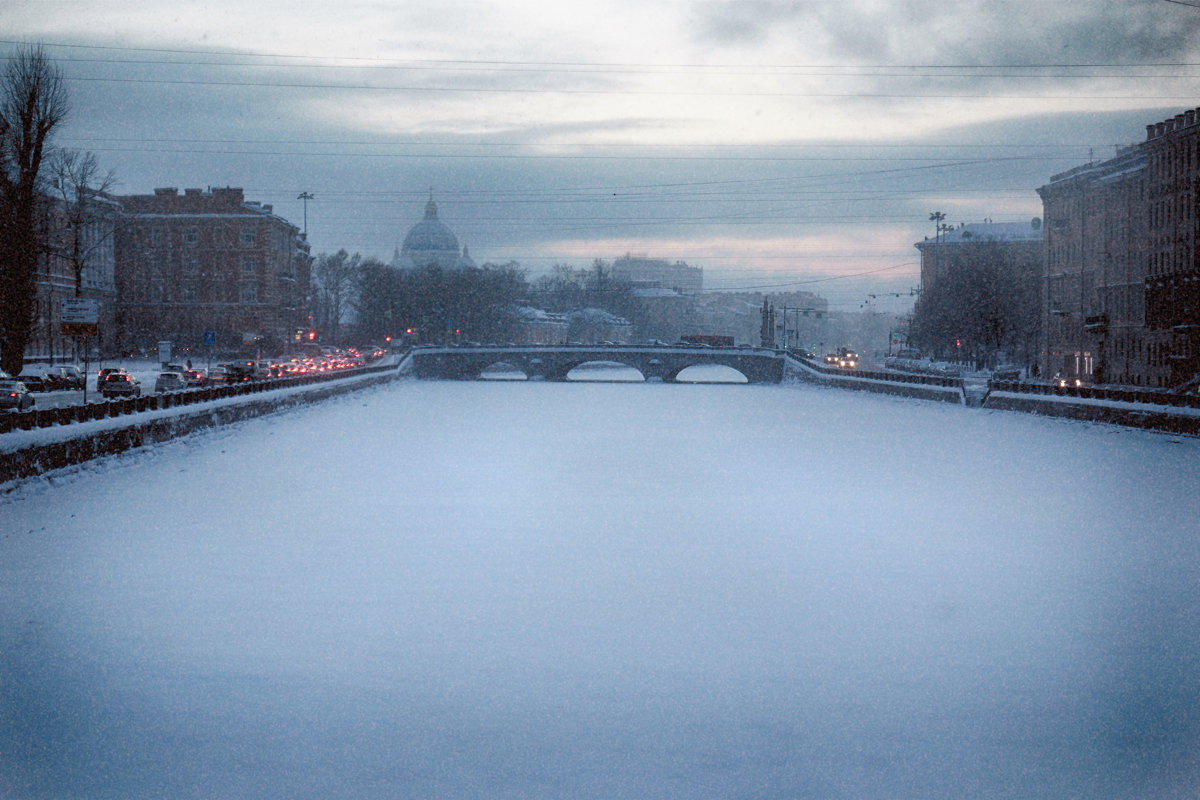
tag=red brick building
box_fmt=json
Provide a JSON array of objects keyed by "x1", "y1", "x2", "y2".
[{"x1": 114, "y1": 187, "x2": 311, "y2": 356}]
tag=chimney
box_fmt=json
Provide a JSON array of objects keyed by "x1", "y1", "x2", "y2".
[
  {"x1": 154, "y1": 187, "x2": 178, "y2": 197},
  {"x1": 211, "y1": 187, "x2": 244, "y2": 206}
]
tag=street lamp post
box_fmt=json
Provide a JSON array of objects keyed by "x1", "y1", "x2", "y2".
[{"x1": 297, "y1": 191, "x2": 314, "y2": 237}]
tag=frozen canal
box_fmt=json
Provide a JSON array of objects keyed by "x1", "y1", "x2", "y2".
[{"x1": 2, "y1": 378, "x2": 1198, "y2": 799}]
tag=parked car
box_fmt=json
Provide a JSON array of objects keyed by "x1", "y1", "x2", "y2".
[
  {"x1": 154, "y1": 371, "x2": 187, "y2": 392},
  {"x1": 16, "y1": 370, "x2": 49, "y2": 392},
  {"x1": 993, "y1": 365, "x2": 1022, "y2": 382},
  {"x1": 97, "y1": 367, "x2": 123, "y2": 389},
  {"x1": 221, "y1": 362, "x2": 254, "y2": 382},
  {"x1": 182, "y1": 368, "x2": 208, "y2": 387},
  {"x1": 254, "y1": 360, "x2": 280, "y2": 379},
  {"x1": 48, "y1": 364, "x2": 86, "y2": 390},
  {"x1": 100, "y1": 371, "x2": 141, "y2": 397},
  {"x1": 0, "y1": 380, "x2": 35, "y2": 412}
]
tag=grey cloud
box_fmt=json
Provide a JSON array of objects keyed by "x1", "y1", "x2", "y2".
[
  {"x1": 688, "y1": 0, "x2": 807, "y2": 47},
  {"x1": 688, "y1": 0, "x2": 1200, "y2": 65}
]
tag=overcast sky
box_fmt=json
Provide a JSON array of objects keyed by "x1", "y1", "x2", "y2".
[{"x1": 6, "y1": 0, "x2": 1200, "y2": 310}]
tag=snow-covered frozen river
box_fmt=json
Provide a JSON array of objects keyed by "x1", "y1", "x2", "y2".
[{"x1": 2, "y1": 378, "x2": 1198, "y2": 799}]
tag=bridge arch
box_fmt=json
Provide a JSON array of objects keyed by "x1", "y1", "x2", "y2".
[
  {"x1": 564, "y1": 360, "x2": 645, "y2": 381},
  {"x1": 479, "y1": 361, "x2": 528, "y2": 380},
  {"x1": 672, "y1": 364, "x2": 750, "y2": 383}
]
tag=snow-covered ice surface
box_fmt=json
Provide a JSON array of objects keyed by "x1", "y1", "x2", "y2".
[{"x1": 2, "y1": 378, "x2": 1198, "y2": 799}]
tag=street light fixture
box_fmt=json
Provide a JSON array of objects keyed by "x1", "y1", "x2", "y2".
[{"x1": 297, "y1": 191, "x2": 314, "y2": 237}]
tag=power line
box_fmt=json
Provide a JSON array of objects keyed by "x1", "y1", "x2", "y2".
[
  {"x1": 21, "y1": 54, "x2": 1200, "y2": 81},
  {"x1": 57, "y1": 135, "x2": 1099, "y2": 150},
  {"x1": 8, "y1": 38, "x2": 1200, "y2": 71},
  {"x1": 58, "y1": 74, "x2": 1200, "y2": 101}
]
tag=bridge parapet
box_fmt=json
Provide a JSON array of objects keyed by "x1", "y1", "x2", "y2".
[{"x1": 410, "y1": 344, "x2": 784, "y2": 383}]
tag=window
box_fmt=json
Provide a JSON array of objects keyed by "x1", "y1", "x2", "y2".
[
  {"x1": 183, "y1": 228, "x2": 198, "y2": 246},
  {"x1": 240, "y1": 255, "x2": 258, "y2": 274},
  {"x1": 182, "y1": 255, "x2": 199, "y2": 274},
  {"x1": 241, "y1": 227, "x2": 257, "y2": 246},
  {"x1": 181, "y1": 282, "x2": 197, "y2": 302},
  {"x1": 150, "y1": 229, "x2": 162, "y2": 246},
  {"x1": 240, "y1": 282, "x2": 258, "y2": 304}
]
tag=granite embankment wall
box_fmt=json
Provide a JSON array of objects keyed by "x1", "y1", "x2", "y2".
[{"x1": 1, "y1": 367, "x2": 401, "y2": 486}]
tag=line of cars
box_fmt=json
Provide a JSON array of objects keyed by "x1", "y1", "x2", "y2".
[
  {"x1": 12, "y1": 364, "x2": 86, "y2": 392},
  {"x1": 3, "y1": 347, "x2": 384, "y2": 412},
  {"x1": 2, "y1": 365, "x2": 89, "y2": 411},
  {"x1": 823, "y1": 348, "x2": 859, "y2": 369},
  {"x1": 151, "y1": 349, "x2": 375, "y2": 394}
]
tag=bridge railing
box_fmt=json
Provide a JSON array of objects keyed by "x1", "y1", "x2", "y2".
[
  {"x1": 0, "y1": 358, "x2": 402, "y2": 436},
  {"x1": 791, "y1": 354, "x2": 964, "y2": 389},
  {"x1": 987, "y1": 379, "x2": 1200, "y2": 410}
]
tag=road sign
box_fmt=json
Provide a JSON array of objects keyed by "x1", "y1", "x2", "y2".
[
  {"x1": 61, "y1": 298, "x2": 99, "y2": 324},
  {"x1": 61, "y1": 322, "x2": 98, "y2": 336},
  {"x1": 203, "y1": 330, "x2": 217, "y2": 346}
]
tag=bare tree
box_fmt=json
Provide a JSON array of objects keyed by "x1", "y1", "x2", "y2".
[
  {"x1": 47, "y1": 149, "x2": 117, "y2": 297},
  {"x1": 910, "y1": 241, "x2": 1040, "y2": 365},
  {"x1": 313, "y1": 249, "x2": 363, "y2": 345},
  {"x1": 0, "y1": 45, "x2": 68, "y2": 375}
]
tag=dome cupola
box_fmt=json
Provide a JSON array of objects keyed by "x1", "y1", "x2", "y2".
[{"x1": 399, "y1": 194, "x2": 461, "y2": 269}]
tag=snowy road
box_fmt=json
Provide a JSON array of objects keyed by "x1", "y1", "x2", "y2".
[{"x1": 2, "y1": 379, "x2": 1198, "y2": 799}]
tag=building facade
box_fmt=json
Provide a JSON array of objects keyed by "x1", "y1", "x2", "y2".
[
  {"x1": 1144, "y1": 110, "x2": 1200, "y2": 387},
  {"x1": 611, "y1": 254, "x2": 703, "y2": 295},
  {"x1": 114, "y1": 187, "x2": 311, "y2": 356},
  {"x1": 27, "y1": 193, "x2": 120, "y2": 362},
  {"x1": 912, "y1": 220, "x2": 1044, "y2": 365},
  {"x1": 1037, "y1": 147, "x2": 1152, "y2": 385}
]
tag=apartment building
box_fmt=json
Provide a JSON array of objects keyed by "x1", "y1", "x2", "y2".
[
  {"x1": 1037, "y1": 147, "x2": 1152, "y2": 385},
  {"x1": 114, "y1": 187, "x2": 311, "y2": 355}
]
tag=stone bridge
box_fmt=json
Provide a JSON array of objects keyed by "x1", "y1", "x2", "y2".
[{"x1": 409, "y1": 344, "x2": 785, "y2": 383}]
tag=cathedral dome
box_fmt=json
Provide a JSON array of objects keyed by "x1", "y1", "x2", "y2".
[{"x1": 400, "y1": 197, "x2": 461, "y2": 269}]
